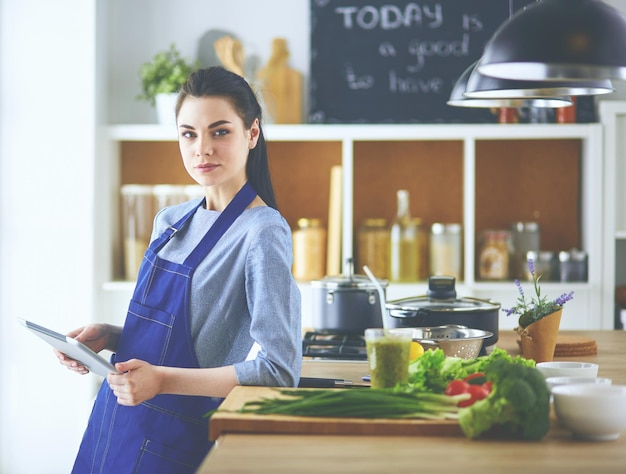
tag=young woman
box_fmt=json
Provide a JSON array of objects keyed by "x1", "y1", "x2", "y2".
[{"x1": 58, "y1": 67, "x2": 302, "y2": 473}]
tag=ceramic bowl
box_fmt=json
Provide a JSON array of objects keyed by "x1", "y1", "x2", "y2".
[
  {"x1": 552, "y1": 384, "x2": 626, "y2": 441},
  {"x1": 536, "y1": 361, "x2": 599, "y2": 379},
  {"x1": 545, "y1": 376, "x2": 612, "y2": 392}
]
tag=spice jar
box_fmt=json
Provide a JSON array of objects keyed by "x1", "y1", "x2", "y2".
[
  {"x1": 479, "y1": 230, "x2": 511, "y2": 281},
  {"x1": 292, "y1": 218, "x2": 327, "y2": 281},
  {"x1": 430, "y1": 223, "x2": 463, "y2": 281},
  {"x1": 357, "y1": 218, "x2": 389, "y2": 279}
]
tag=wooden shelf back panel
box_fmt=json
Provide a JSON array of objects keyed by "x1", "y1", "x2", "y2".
[
  {"x1": 353, "y1": 141, "x2": 464, "y2": 229},
  {"x1": 475, "y1": 139, "x2": 581, "y2": 251},
  {"x1": 268, "y1": 141, "x2": 342, "y2": 229},
  {"x1": 120, "y1": 142, "x2": 194, "y2": 185}
]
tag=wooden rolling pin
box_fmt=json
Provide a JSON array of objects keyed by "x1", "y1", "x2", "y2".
[{"x1": 327, "y1": 165, "x2": 342, "y2": 275}]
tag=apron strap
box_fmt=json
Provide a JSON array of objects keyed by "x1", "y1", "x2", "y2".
[
  {"x1": 183, "y1": 182, "x2": 257, "y2": 267},
  {"x1": 148, "y1": 201, "x2": 203, "y2": 254}
]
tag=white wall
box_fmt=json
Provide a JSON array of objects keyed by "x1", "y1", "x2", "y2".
[
  {"x1": 2, "y1": 1, "x2": 626, "y2": 472},
  {"x1": 106, "y1": 0, "x2": 311, "y2": 124},
  {"x1": 0, "y1": 1, "x2": 98, "y2": 473}
]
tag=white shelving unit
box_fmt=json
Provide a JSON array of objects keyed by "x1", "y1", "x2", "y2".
[
  {"x1": 599, "y1": 101, "x2": 626, "y2": 328},
  {"x1": 98, "y1": 122, "x2": 608, "y2": 331}
]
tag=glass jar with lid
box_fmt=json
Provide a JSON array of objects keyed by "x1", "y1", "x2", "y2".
[
  {"x1": 357, "y1": 218, "x2": 389, "y2": 279},
  {"x1": 478, "y1": 230, "x2": 511, "y2": 281},
  {"x1": 429, "y1": 223, "x2": 463, "y2": 281},
  {"x1": 510, "y1": 221, "x2": 540, "y2": 280},
  {"x1": 525, "y1": 250, "x2": 557, "y2": 282},
  {"x1": 120, "y1": 184, "x2": 155, "y2": 280},
  {"x1": 292, "y1": 218, "x2": 327, "y2": 281}
]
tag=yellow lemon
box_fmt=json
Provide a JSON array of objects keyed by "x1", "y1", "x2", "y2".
[{"x1": 409, "y1": 341, "x2": 424, "y2": 360}]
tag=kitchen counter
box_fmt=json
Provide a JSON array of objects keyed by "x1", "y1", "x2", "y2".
[{"x1": 198, "y1": 330, "x2": 626, "y2": 473}]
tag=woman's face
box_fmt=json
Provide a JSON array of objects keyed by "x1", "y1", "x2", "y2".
[{"x1": 177, "y1": 95, "x2": 259, "y2": 191}]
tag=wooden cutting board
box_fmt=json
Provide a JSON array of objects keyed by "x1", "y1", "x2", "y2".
[{"x1": 209, "y1": 386, "x2": 462, "y2": 440}]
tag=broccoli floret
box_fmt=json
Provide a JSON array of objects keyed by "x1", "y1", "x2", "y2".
[{"x1": 457, "y1": 358, "x2": 550, "y2": 440}]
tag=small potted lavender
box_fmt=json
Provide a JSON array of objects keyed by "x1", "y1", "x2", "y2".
[{"x1": 503, "y1": 258, "x2": 575, "y2": 362}]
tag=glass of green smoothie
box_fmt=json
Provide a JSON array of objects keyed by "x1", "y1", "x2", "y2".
[{"x1": 364, "y1": 328, "x2": 412, "y2": 389}]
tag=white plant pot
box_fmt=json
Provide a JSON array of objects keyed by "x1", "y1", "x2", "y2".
[{"x1": 155, "y1": 93, "x2": 178, "y2": 125}]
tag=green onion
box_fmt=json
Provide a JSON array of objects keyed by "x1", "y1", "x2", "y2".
[{"x1": 231, "y1": 388, "x2": 464, "y2": 420}]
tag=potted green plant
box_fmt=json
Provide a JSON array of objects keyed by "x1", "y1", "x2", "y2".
[
  {"x1": 504, "y1": 258, "x2": 575, "y2": 362},
  {"x1": 137, "y1": 43, "x2": 199, "y2": 124}
]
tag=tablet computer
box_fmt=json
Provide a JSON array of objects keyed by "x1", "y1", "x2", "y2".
[{"x1": 18, "y1": 318, "x2": 119, "y2": 377}]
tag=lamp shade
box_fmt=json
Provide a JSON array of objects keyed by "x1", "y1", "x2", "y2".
[
  {"x1": 465, "y1": 62, "x2": 614, "y2": 99},
  {"x1": 478, "y1": 0, "x2": 626, "y2": 81},
  {"x1": 447, "y1": 62, "x2": 573, "y2": 108}
]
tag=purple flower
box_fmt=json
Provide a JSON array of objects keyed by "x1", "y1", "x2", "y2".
[
  {"x1": 503, "y1": 257, "x2": 574, "y2": 327},
  {"x1": 554, "y1": 291, "x2": 575, "y2": 307}
]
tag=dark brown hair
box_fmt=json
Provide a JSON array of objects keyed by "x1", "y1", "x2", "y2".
[{"x1": 176, "y1": 67, "x2": 278, "y2": 210}]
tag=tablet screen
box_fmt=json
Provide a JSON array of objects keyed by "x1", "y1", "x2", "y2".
[{"x1": 19, "y1": 318, "x2": 119, "y2": 377}]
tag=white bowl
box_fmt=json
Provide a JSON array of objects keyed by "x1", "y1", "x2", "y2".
[
  {"x1": 545, "y1": 376, "x2": 612, "y2": 392},
  {"x1": 536, "y1": 361, "x2": 599, "y2": 379},
  {"x1": 552, "y1": 384, "x2": 626, "y2": 441}
]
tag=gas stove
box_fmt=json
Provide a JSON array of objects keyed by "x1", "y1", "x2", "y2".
[{"x1": 302, "y1": 331, "x2": 367, "y2": 360}]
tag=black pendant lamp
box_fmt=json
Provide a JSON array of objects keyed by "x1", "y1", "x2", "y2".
[
  {"x1": 478, "y1": 0, "x2": 626, "y2": 81},
  {"x1": 447, "y1": 62, "x2": 573, "y2": 108},
  {"x1": 465, "y1": 61, "x2": 614, "y2": 99}
]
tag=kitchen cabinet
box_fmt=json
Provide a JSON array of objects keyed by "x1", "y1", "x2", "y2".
[{"x1": 98, "y1": 122, "x2": 608, "y2": 331}]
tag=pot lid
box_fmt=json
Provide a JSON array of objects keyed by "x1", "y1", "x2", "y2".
[
  {"x1": 386, "y1": 295, "x2": 500, "y2": 313},
  {"x1": 385, "y1": 276, "x2": 500, "y2": 312},
  {"x1": 310, "y1": 258, "x2": 388, "y2": 290}
]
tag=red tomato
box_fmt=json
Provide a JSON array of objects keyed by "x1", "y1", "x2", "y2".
[
  {"x1": 458, "y1": 384, "x2": 490, "y2": 407},
  {"x1": 483, "y1": 381, "x2": 493, "y2": 394},
  {"x1": 464, "y1": 372, "x2": 487, "y2": 385},
  {"x1": 445, "y1": 379, "x2": 469, "y2": 396}
]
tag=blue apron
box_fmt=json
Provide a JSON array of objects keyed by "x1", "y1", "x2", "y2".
[{"x1": 73, "y1": 182, "x2": 257, "y2": 474}]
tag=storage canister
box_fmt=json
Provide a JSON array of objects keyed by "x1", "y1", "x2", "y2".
[
  {"x1": 184, "y1": 184, "x2": 205, "y2": 201},
  {"x1": 357, "y1": 218, "x2": 389, "y2": 279},
  {"x1": 120, "y1": 184, "x2": 154, "y2": 280},
  {"x1": 430, "y1": 223, "x2": 463, "y2": 281},
  {"x1": 510, "y1": 221, "x2": 540, "y2": 279},
  {"x1": 559, "y1": 250, "x2": 588, "y2": 282},
  {"x1": 292, "y1": 218, "x2": 327, "y2": 281},
  {"x1": 478, "y1": 230, "x2": 511, "y2": 281},
  {"x1": 526, "y1": 250, "x2": 557, "y2": 281},
  {"x1": 153, "y1": 184, "x2": 188, "y2": 211}
]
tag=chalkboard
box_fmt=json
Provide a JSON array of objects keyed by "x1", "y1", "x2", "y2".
[{"x1": 309, "y1": 0, "x2": 534, "y2": 124}]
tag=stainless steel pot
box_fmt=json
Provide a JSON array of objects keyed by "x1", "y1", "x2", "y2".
[
  {"x1": 311, "y1": 259, "x2": 388, "y2": 334},
  {"x1": 385, "y1": 276, "x2": 500, "y2": 348}
]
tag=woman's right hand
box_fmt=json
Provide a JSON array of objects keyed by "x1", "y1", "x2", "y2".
[{"x1": 55, "y1": 323, "x2": 118, "y2": 375}]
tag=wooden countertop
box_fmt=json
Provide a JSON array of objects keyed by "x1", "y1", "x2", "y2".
[{"x1": 198, "y1": 330, "x2": 626, "y2": 473}]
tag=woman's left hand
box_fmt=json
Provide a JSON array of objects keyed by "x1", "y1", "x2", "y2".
[{"x1": 107, "y1": 359, "x2": 163, "y2": 406}]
